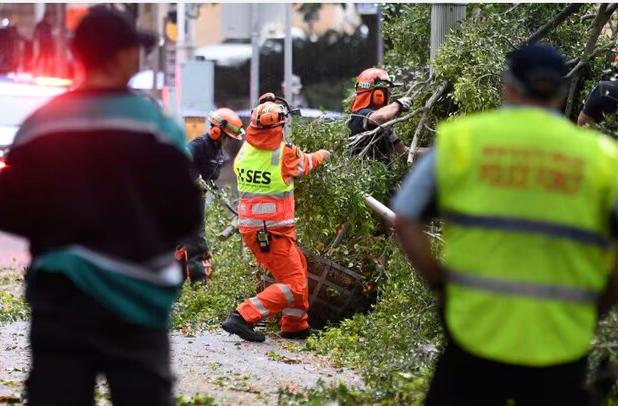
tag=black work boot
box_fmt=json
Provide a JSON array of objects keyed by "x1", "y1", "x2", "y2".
[
  {"x1": 280, "y1": 328, "x2": 318, "y2": 340},
  {"x1": 222, "y1": 311, "x2": 265, "y2": 342}
]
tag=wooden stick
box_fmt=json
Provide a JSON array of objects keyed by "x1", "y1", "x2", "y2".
[
  {"x1": 327, "y1": 223, "x2": 350, "y2": 252},
  {"x1": 348, "y1": 106, "x2": 424, "y2": 148},
  {"x1": 407, "y1": 81, "x2": 449, "y2": 165}
]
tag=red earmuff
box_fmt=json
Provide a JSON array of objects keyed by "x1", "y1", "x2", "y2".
[
  {"x1": 372, "y1": 89, "x2": 386, "y2": 107},
  {"x1": 258, "y1": 111, "x2": 283, "y2": 127},
  {"x1": 209, "y1": 125, "x2": 222, "y2": 140}
]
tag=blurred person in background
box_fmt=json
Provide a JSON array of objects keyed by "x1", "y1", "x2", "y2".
[
  {"x1": 0, "y1": 6, "x2": 202, "y2": 405},
  {"x1": 177, "y1": 108, "x2": 245, "y2": 283},
  {"x1": 281, "y1": 74, "x2": 309, "y2": 108},
  {"x1": 33, "y1": 10, "x2": 55, "y2": 76}
]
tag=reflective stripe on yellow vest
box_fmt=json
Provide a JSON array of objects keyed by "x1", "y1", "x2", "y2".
[
  {"x1": 234, "y1": 142, "x2": 295, "y2": 229},
  {"x1": 436, "y1": 107, "x2": 618, "y2": 366}
]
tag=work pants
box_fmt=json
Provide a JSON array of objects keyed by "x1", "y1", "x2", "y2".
[
  {"x1": 425, "y1": 339, "x2": 589, "y2": 406},
  {"x1": 26, "y1": 272, "x2": 174, "y2": 406},
  {"x1": 237, "y1": 232, "x2": 310, "y2": 333}
]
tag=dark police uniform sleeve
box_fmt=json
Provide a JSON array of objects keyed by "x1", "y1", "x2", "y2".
[
  {"x1": 348, "y1": 108, "x2": 401, "y2": 161},
  {"x1": 188, "y1": 135, "x2": 225, "y2": 182},
  {"x1": 348, "y1": 108, "x2": 375, "y2": 135},
  {"x1": 582, "y1": 82, "x2": 618, "y2": 123}
]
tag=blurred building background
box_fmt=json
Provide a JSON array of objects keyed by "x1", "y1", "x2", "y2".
[{"x1": 0, "y1": 3, "x2": 383, "y2": 111}]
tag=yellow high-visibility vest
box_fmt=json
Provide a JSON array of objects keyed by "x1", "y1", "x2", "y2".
[
  {"x1": 234, "y1": 142, "x2": 295, "y2": 229},
  {"x1": 436, "y1": 107, "x2": 618, "y2": 366}
]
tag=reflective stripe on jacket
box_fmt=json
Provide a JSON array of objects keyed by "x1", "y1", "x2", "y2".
[{"x1": 436, "y1": 107, "x2": 618, "y2": 366}]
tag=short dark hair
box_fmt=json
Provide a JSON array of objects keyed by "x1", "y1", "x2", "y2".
[{"x1": 504, "y1": 44, "x2": 567, "y2": 100}]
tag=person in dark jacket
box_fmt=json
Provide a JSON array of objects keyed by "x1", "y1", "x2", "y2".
[
  {"x1": 177, "y1": 107, "x2": 245, "y2": 283},
  {"x1": 0, "y1": 6, "x2": 202, "y2": 405},
  {"x1": 347, "y1": 67, "x2": 411, "y2": 162},
  {"x1": 577, "y1": 55, "x2": 618, "y2": 127},
  {"x1": 577, "y1": 80, "x2": 618, "y2": 126}
]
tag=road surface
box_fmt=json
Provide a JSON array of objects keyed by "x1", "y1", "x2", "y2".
[
  {"x1": 0, "y1": 234, "x2": 360, "y2": 404},
  {"x1": 0, "y1": 321, "x2": 360, "y2": 404},
  {"x1": 0, "y1": 232, "x2": 29, "y2": 269}
]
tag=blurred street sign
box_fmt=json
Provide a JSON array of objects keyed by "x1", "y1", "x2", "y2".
[{"x1": 356, "y1": 3, "x2": 378, "y2": 15}]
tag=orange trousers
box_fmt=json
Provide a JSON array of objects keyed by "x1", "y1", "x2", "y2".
[{"x1": 237, "y1": 232, "x2": 310, "y2": 333}]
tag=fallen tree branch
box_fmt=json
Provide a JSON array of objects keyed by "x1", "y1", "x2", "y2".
[
  {"x1": 501, "y1": 35, "x2": 518, "y2": 51},
  {"x1": 524, "y1": 3, "x2": 583, "y2": 46},
  {"x1": 407, "y1": 81, "x2": 449, "y2": 165},
  {"x1": 565, "y1": 3, "x2": 618, "y2": 117},
  {"x1": 362, "y1": 193, "x2": 443, "y2": 242},
  {"x1": 580, "y1": 13, "x2": 597, "y2": 23},
  {"x1": 347, "y1": 107, "x2": 424, "y2": 150},
  {"x1": 363, "y1": 193, "x2": 395, "y2": 226},
  {"x1": 566, "y1": 3, "x2": 618, "y2": 79},
  {"x1": 327, "y1": 223, "x2": 350, "y2": 251},
  {"x1": 566, "y1": 46, "x2": 614, "y2": 67},
  {"x1": 217, "y1": 217, "x2": 238, "y2": 241},
  {"x1": 502, "y1": 4, "x2": 520, "y2": 16},
  {"x1": 593, "y1": 342, "x2": 618, "y2": 349},
  {"x1": 405, "y1": 76, "x2": 433, "y2": 98}
]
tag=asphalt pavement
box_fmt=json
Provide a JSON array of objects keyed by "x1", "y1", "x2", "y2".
[{"x1": 0, "y1": 232, "x2": 29, "y2": 269}]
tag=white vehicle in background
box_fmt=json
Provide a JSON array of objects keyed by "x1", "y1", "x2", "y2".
[{"x1": 0, "y1": 73, "x2": 70, "y2": 169}]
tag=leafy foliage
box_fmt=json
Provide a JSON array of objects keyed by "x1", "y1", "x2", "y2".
[
  {"x1": 291, "y1": 118, "x2": 397, "y2": 278},
  {"x1": 380, "y1": 3, "x2": 605, "y2": 151},
  {"x1": 304, "y1": 246, "x2": 440, "y2": 405},
  {"x1": 383, "y1": 4, "x2": 432, "y2": 71},
  {"x1": 176, "y1": 393, "x2": 217, "y2": 406},
  {"x1": 0, "y1": 292, "x2": 29, "y2": 324},
  {"x1": 171, "y1": 198, "x2": 256, "y2": 332}
]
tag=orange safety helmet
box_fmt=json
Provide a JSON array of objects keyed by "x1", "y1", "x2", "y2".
[
  {"x1": 208, "y1": 108, "x2": 245, "y2": 141},
  {"x1": 258, "y1": 92, "x2": 277, "y2": 104},
  {"x1": 352, "y1": 67, "x2": 397, "y2": 111},
  {"x1": 250, "y1": 101, "x2": 288, "y2": 129}
]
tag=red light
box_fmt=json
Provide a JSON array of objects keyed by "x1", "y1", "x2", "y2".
[{"x1": 0, "y1": 159, "x2": 7, "y2": 171}]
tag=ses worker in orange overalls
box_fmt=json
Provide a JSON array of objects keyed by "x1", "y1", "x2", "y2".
[{"x1": 222, "y1": 95, "x2": 331, "y2": 342}]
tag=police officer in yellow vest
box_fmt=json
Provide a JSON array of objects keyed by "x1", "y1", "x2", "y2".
[{"x1": 393, "y1": 44, "x2": 618, "y2": 405}]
